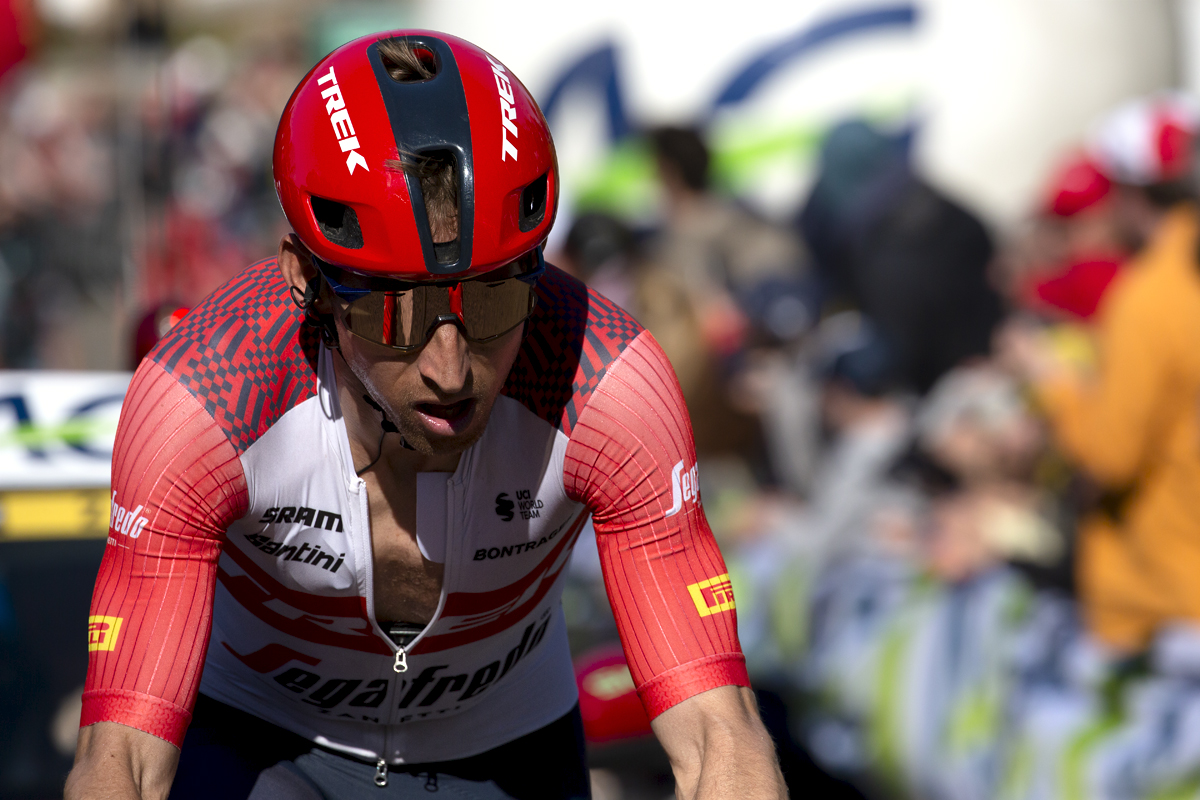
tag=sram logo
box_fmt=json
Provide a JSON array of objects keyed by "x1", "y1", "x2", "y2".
[
  {"x1": 110, "y1": 491, "x2": 149, "y2": 539},
  {"x1": 315, "y1": 66, "x2": 369, "y2": 175},
  {"x1": 486, "y1": 54, "x2": 518, "y2": 162}
]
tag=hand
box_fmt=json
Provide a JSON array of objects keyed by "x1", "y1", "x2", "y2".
[
  {"x1": 994, "y1": 318, "x2": 1063, "y2": 384},
  {"x1": 651, "y1": 685, "x2": 787, "y2": 800}
]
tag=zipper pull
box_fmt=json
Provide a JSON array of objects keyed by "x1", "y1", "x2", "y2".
[
  {"x1": 374, "y1": 757, "x2": 388, "y2": 787},
  {"x1": 393, "y1": 647, "x2": 408, "y2": 673}
]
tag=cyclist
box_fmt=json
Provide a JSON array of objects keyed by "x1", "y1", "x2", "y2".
[{"x1": 65, "y1": 31, "x2": 785, "y2": 799}]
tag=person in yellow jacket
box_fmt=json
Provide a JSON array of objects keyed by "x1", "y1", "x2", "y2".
[{"x1": 1006, "y1": 196, "x2": 1200, "y2": 653}]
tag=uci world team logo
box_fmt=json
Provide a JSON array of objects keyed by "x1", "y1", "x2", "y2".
[{"x1": 494, "y1": 493, "x2": 515, "y2": 522}]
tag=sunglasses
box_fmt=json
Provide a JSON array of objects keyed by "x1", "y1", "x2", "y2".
[{"x1": 316, "y1": 249, "x2": 544, "y2": 351}]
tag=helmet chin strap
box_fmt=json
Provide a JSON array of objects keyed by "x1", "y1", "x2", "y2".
[
  {"x1": 359, "y1": 391, "x2": 405, "y2": 439},
  {"x1": 296, "y1": 271, "x2": 417, "y2": 467},
  {"x1": 343, "y1": 361, "x2": 416, "y2": 479}
]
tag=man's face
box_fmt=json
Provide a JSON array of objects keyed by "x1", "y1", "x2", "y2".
[{"x1": 335, "y1": 311, "x2": 524, "y2": 457}]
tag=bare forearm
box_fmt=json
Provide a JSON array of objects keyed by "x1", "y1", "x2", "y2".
[
  {"x1": 653, "y1": 686, "x2": 787, "y2": 800},
  {"x1": 682, "y1": 721, "x2": 785, "y2": 799},
  {"x1": 65, "y1": 722, "x2": 179, "y2": 800}
]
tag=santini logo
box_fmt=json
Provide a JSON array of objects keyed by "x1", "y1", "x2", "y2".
[
  {"x1": 243, "y1": 532, "x2": 346, "y2": 574},
  {"x1": 315, "y1": 66, "x2": 368, "y2": 175},
  {"x1": 665, "y1": 460, "x2": 700, "y2": 517},
  {"x1": 486, "y1": 55, "x2": 518, "y2": 161}
]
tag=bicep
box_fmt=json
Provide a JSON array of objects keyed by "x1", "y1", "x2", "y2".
[
  {"x1": 83, "y1": 362, "x2": 247, "y2": 747},
  {"x1": 565, "y1": 332, "x2": 748, "y2": 719}
]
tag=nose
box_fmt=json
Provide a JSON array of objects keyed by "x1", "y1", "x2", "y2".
[{"x1": 417, "y1": 320, "x2": 471, "y2": 395}]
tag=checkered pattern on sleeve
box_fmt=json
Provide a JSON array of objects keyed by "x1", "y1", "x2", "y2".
[
  {"x1": 151, "y1": 258, "x2": 320, "y2": 455},
  {"x1": 502, "y1": 265, "x2": 643, "y2": 436}
]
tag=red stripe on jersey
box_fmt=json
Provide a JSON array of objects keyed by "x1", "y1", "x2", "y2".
[
  {"x1": 81, "y1": 361, "x2": 248, "y2": 746},
  {"x1": 215, "y1": 565, "x2": 390, "y2": 655},
  {"x1": 220, "y1": 535, "x2": 367, "y2": 616},
  {"x1": 411, "y1": 513, "x2": 588, "y2": 654},
  {"x1": 564, "y1": 331, "x2": 749, "y2": 719},
  {"x1": 439, "y1": 513, "x2": 583, "y2": 616}
]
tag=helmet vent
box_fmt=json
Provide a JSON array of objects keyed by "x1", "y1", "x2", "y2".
[
  {"x1": 518, "y1": 173, "x2": 548, "y2": 233},
  {"x1": 310, "y1": 196, "x2": 364, "y2": 249},
  {"x1": 433, "y1": 240, "x2": 460, "y2": 263},
  {"x1": 378, "y1": 37, "x2": 438, "y2": 83}
]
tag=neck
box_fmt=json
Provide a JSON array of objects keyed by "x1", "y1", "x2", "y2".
[{"x1": 331, "y1": 351, "x2": 462, "y2": 477}]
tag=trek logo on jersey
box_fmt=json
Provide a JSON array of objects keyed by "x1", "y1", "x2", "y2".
[
  {"x1": 259, "y1": 506, "x2": 344, "y2": 532},
  {"x1": 486, "y1": 54, "x2": 519, "y2": 161},
  {"x1": 315, "y1": 66, "x2": 369, "y2": 175},
  {"x1": 109, "y1": 492, "x2": 149, "y2": 539},
  {"x1": 687, "y1": 574, "x2": 736, "y2": 617},
  {"x1": 87, "y1": 615, "x2": 123, "y2": 652},
  {"x1": 665, "y1": 459, "x2": 700, "y2": 517}
]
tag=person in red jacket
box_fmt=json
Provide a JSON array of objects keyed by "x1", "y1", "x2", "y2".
[{"x1": 65, "y1": 31, "x2": 784, "y2": 800}]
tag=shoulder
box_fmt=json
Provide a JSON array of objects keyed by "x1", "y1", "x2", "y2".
[
  {"x1": 148, "y1": 257, "x2": 321, "y2": 454},
  {"x1": 501, "y1": 264, "x2": 644, "y2": 435}
]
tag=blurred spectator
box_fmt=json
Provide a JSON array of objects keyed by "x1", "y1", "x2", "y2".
[
  {"x1": 0, "y1": 67, "x2": 122, "y2": 368},
  {"x1": 1002, "y1": 94, "x2": 1200, "y2": 655},
  {"x1": 0, "y1": 0, "x2": 36, "y2": 85},
  {"x1": 556, "y1": 211, "x2": 638, "y2": 313},
  {"x1": 0, "y1": 35, "x2": 298, "y2": 370},
  {"x1": 799, "y1": 313, "x2": 911, "y2": 565},
  {"x1": 1004, "y1": 153, "x2": 1128, "y2": 321},
  {"x1": 636, "y1": 125, "x2": 806, "y2": 469},
  {"x1": 798, "y1": 119, "x2": 1004, "y2": 394},
  {"x1": 130, "y1": 302, "x2": 188, "y2": 367},
  {"x1": 139, "y1": 39, "x2": 299, "y2": 310}
]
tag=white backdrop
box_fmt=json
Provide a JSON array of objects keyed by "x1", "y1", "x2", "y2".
[{"x1": 418, "y1": 0, "x2": 1177, "y2": 227}]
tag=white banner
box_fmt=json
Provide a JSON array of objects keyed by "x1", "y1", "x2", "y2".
[{"x1": 0, "y1": 371, "x2": 130, "y2": 489}]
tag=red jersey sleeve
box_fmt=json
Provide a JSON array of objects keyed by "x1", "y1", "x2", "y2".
[
  {"x1": 81, "y1": 361, "x2": 248, "y2": 746},
  {"x1": 564, "y1": 331, "x2": 749, "y2": 718}
]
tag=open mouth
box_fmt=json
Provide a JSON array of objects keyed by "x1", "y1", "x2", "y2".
[{"x1": 416, "y1": 398, "x2": 475, "y2": 423}]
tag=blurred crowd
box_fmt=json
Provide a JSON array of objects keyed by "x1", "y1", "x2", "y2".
[
  {"x1": 0, "y1": 34, "x2": 299, "y2": 369},
  {"x1": 7, "y1": 25, "x2": 1200, "y2": 800},
  {"x1": 560, "y1": 95, "x2": 1200, "y2": 800}
]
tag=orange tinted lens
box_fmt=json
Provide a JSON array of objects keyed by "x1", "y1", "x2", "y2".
[
  {"x1": 342, "y1": 288, "x2": 445, "y2": 347},
  {"x1": 338, "y1": 278, "x2": 534, "y2": 348},
  {"x1": 459, "y1": 278, "x2": 536, "y2": 340}
]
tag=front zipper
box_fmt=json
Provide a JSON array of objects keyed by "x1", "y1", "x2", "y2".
[
  {"x1": 375, "y1": 757, "x2": 388, "y2": 787},
  {"x1": 393, "y1": 647, "x2": 407, "y2": 673}
]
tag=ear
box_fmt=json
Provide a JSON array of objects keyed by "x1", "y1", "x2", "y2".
[
  {"x1": 278, "y1": 235, "x2": 331, "y2": 313},
  {"x1": 279, "y1": 233, "x2": 315, "y2": 292}
]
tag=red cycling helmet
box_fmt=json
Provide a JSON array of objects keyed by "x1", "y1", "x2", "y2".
[{"x1": 274, "y1": 30, "x2": 558, "y2": 280}]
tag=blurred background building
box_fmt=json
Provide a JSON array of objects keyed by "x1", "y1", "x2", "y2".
[{"x1": 7, "y1": 1, "x2": 1200, "y2": 798}]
